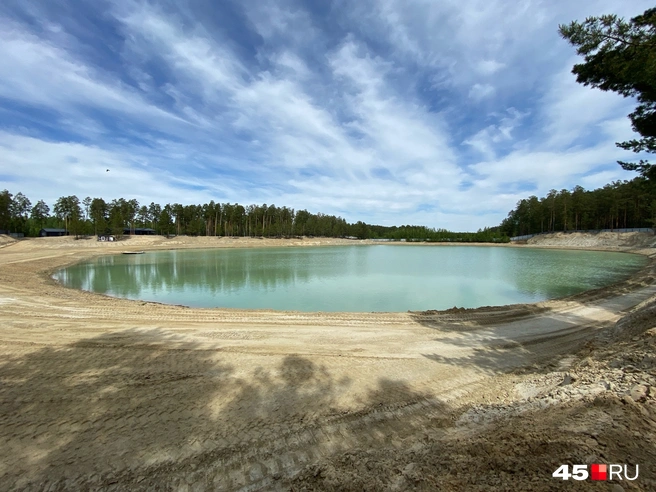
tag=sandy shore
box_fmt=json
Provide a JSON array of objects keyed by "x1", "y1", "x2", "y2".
[{"x1": 0, "y1": 233, "x2": 655, "y2": 490}]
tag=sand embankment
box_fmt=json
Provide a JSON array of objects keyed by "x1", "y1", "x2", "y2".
[
  {"x1": 0, "y1": 234, "x2": 17, "y2": 247},
  {"x1": 0, "y1": 233, "x2": 654, "y2": 490},
  {"x1": 527, "y1": 230, "x2": 656, "y2": 249}
]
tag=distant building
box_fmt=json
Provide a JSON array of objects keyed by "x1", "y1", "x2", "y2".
[
  {"x1": 122, "y1": 228, "x2": 156, "y2": 235},
  {"x1": 39, "y1": 228, "x2": 68, "y2": 237}
]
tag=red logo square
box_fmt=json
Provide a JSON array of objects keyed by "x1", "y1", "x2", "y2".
[{"x1": 591, "y1": 464, "x2": 607, "y2": 481}]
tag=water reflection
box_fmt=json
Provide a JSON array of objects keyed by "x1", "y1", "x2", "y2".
[
  {"x1": 54, "y1": 246, "x2": 646, "y2": 312},
  {"x1": 500, "y1": 248, "x2": 641, "y2": 299}
]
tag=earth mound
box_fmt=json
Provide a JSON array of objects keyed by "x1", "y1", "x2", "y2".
[{"x1": 527, "y1": 231, "x2": 656, "y2": 249}]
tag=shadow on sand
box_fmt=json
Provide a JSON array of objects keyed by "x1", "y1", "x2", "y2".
[{"x1": 0, "y1": 329, "x2": 445, "y2": 490}]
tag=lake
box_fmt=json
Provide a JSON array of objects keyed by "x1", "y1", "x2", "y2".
[{"x1": 53, "y1": 245, "x2": 647, "y2": 312}]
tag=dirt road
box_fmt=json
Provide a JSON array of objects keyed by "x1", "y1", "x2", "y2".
[{"x1": 0, "y1": 235, "x2": 654, "y2": 490}]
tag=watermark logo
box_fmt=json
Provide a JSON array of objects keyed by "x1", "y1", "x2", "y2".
[
  {"x1": 590, "y1": 464, "x2": 607, "y2": 481},
  {"x1": 553, "y1": 464, "x2": 638, "y2": 481}
]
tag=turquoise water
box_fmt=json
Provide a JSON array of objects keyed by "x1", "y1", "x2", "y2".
[{"x1": 54, "y1": 246, "x2": 647, "y2": 312}]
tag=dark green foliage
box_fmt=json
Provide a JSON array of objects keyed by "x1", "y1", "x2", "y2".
[
  {"x1": 89, "y1": 198, "x2": 108, "y2": 235},
  {"x1": 0, "y1": 190, "x2": 13, "y2": 231},
  {"x1": 53, "y1": 196, "x2": 83, "y2": 237},
  {"x1": 30, "y1": 200, "x2": 50, "y2": 235},
  {"x1": 361, "y1": 223, "x2": 507, "y2": 242},
  {"x1": 500, "y1": 177, "x2": 656, "y2": 237},
  {"x1": 559, "y1": 8, "x2": 656, "y2": 179},
  {"x1": 31, "y1": 200, "x2": 50, "y2": 223},
  {"x1": 0, "y1": 190, "x2": 509, "y2": 242},
  {"x1": 158, "y1": 206, "x2": 174, "y2": 236}
]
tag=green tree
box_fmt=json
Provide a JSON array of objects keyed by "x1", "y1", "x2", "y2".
[
  {"x1": 159, "y1": 206, "x2": 173, "y2": 235},
  {"x1": 137, "y1": 205, "x2": 149, "y2": 227},
  {"x1": 500, "y1": 178, "x2": 655, "y2": 235},
  {"x1": 559, "y1": 8, "x2": 656, "y2": 179},
  {"x1": 82, "y1": 196, "x2": 92, "y2": 220},
  {"x1": 10, "y1": 192, "x2": 31, "y2": 234},
  {"x1": 0, "y1": 190, "x2": 13, "y2": 231},
  {"x1": 53, "y1": 196, "x2": 82, "y2": 237},
  {"x1": 126, "y1": 199, "x2": 139, "y2": 234},
  {"x1": 148, "y1": 202, "x2": 161, "y2": 231},
  {"x1": 30, "y1": 200, "x2": 50, "y2": 231},
  {"x1": 12, "y1": 192, "x2": 31, "y2": 220},
  {"x1": 90, "y1": 198, "x2": 108, "y2": 235},
  {"x1": 108, "y1": 199, "x2": 126, "y2": 237},
  {"x1": 171, "y1": 203, "x2": 184, "y2": 235}
]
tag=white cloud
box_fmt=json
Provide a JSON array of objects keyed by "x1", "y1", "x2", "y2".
[
  {"x1": 0, "y1": 18, "x2": 187, "y2": 130},
  {"x1": 0, "y1": 132, "x2": 202, "y2": 204},
  {"x1": 476, "y1": 60, "x2": 505, "y2": 76},
  {"x1": 469, "y1": 143, "x2": 635, "y2": 200},
  {"x1": 468, "y1": 83, "x2": 496, "y2": 101},
  {"x1": 464, "y1": 108, "x2": 526, "y2": 160},
  {"x1": 540, "y1": 60, "x2": 633, "y2": 149}
]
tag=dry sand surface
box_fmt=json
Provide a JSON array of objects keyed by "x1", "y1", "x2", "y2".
[{"x1": 0, "y1": 233, "x2": 655, "y2": 491}]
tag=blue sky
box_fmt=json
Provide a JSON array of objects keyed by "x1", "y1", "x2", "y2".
[{"x1": 0, "y1": 0, "x2": 651, "y2": 231}]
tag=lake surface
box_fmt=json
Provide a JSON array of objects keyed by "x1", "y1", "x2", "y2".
[{"x1": 54, "y1": 246, "x2": 647, "y2": 312}]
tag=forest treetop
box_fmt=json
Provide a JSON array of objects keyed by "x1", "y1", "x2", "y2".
[
  {"x1": 0, "y1": 190, "x2": 505, "y2": 243},
  {"x1": 499, "y1": 177, "x2": 655, "y2": 238}
]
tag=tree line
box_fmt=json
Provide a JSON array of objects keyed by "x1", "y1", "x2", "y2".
[
  {"x1": 0, "y1": 190, "x2": 508, "y2": 242},
  {"x1": 499, "y1": 177, "x2": 656, "y2": 237}
]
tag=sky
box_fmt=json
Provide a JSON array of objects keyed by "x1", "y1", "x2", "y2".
[{"x1": 0, "y1": 0, "x2": 651, "y2": 231}]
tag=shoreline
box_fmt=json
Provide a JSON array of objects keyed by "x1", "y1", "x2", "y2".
[{"x1": 2, "y1": 233, "x2": 652, "y2": 318}]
